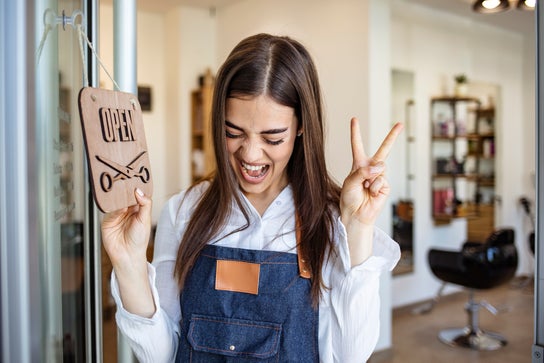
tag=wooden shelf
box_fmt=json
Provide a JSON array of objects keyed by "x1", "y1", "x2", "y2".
[
  {"x1": 433, "y1": 210, "x2": 478, "y2": 225},
  {"x1": 431, "y1": 95, "x2": 480, "y2": 103},
  {"x1": 466, "y1": 133, "x2": 494, "y2": 139},
  {"x1": 431, "y1": 96, "x2": 495, "y2": 233},
  {"x1": 432, "y1": 135, "x2": 466, "y2": 141},
  {"x1": 433, "y1": 173, "x2": 470, "y2": 178},
  {"x1": 191, "y1": 69, "x2": 215, "y2": 182}
]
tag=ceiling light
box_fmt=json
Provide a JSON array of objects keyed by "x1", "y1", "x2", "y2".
[
  {"x1": 472, "y1": 0, "x2": 536, "y2": 13},
  {"x1": 517, "y1": 0, "x2": 536, "y2": 10},
  {"x1": 473, "y1": 0, "x2": 510, "y2": 13}
]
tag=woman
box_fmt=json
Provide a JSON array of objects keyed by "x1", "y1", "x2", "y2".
[{"x1": 103, "y1": 33, "x2": 403, "y2": 362}]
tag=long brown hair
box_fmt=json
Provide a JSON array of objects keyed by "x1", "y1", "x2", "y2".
[{"x1": 174, "y1": 33, "x2": 341, "y2": 305}]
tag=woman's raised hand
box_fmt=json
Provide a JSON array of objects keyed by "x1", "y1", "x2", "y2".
[
  {"x1": 101, "y1": 188, "x2": 152, "y2": 270},
  {"x1": 101, "y1": 189, "x2": 156, "y2": 317},
  {"x1": 340, "y1": 118, "x2": 403, "y2": 228}
]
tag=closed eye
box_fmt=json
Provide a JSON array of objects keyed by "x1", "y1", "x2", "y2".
[
  {"x1": 260, "y1": 126, "x2": 288, "y2": 146},
  {"x1": 225, "y1": 120, "x2": 286, "y2": 145},
  {"x1": 225, "y1": 121, "x2": 244, "y2": 139},
  {"x1": 265, "y1": 139, "x2": 284, "y2": 145},
  {"x1": 225, "y1": 130, "x2": 243, "y2": 139}
]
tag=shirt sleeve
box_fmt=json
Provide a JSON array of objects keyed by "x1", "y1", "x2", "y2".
[
  {"x1": 110, "y1": 191, "x2": 190, "y2": 362},
  {"x1": 111, "y1": 264, "x2": 179, "y2": 363},
  {"x1": 319, "y1": 220, "x2": 400, "y2": 363}
]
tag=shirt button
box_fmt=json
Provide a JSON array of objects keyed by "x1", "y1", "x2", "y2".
[
  {"x1": 229, "y1": 345, "x2": 236, "y2": 351},
  {"x1": 275, "y1": 201, "x2": 281, "y2": 205}
]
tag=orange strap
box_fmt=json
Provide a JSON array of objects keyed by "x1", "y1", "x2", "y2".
[{"x1": 295, "y1": 215, "x2": 311, "y2": 279}]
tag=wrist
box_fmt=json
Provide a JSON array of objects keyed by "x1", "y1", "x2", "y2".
[
  {"x1": 342, "y1": 218, "x2": 374, "y2": 266},
  {"x1": 113, "y1": 259, "x2": 157, "y2": 318},
  {"x1": 112, "y1": 254, "x2": 149, "y2": 282}
]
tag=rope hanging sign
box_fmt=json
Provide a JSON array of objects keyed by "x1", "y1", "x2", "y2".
[
  {"x1": 78, "y1": 87, "x2": 153, "y2": 213},
  {"x1": 75, "y1": 18, "x2": 152, "y2": 212},
  {"x1": 36, "y1": 8, "x2": 153, "y2": 212}
]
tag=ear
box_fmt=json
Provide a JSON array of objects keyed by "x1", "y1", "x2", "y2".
[{"x1": 297, "y1": 127, "x2": 303, "y2": 137}]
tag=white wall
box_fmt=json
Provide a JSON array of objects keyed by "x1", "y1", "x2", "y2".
[
  {"x1": 390, "y1": 0, "x2": 535, "y2": 307},
  {"x1": 163, "y1": 6, "x2": 217, "y2": 212},
  {"x1": 100, "y1": 4, "x2": 216, "y2": 222},
  {"x1": 521, "y1": 28, "x2": 537, "y2": 275},
  {"x1": 216, "y1": 0, "x2": 374, "y2": 184},
  {"x1": 137, "y1": 11, "x2": 168, "y2": 222}
]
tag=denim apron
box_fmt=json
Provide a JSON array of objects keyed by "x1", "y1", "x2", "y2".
[{"x1": 175, "y1": 244, "x2": 319, "y2": 362}]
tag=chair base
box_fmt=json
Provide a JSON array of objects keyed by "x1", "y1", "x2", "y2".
[{"x1": 438, "y1": 327, "x2": 507, "y2": 350}]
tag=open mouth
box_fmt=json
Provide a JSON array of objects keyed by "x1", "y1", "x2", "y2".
[{"x1": 241, "y1": 161, "x2": 269, "y2": 179}]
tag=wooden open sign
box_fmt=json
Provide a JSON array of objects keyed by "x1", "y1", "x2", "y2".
[{"x1": 78, "y1": 87, "x2": 153, "y2": 213}]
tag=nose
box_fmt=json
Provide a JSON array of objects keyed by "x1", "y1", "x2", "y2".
[{"x1": 239, "y1": 137, "x2": 262, "y2": 162}]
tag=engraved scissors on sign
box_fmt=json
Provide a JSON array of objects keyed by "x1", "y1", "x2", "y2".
[{"x1": 95, "y1": 151, "x2": 150, "y2": 192}]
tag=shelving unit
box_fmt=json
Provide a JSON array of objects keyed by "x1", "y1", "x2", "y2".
[
  {"x1": 466, "y1": 107, "x2": 496, "y2": 241},
  {"x1": 191, "y1": 69, "x2": 215, "y2": 182},
  {"x1": 430, "y1": 96, "x2": 495, "y2": 232}
]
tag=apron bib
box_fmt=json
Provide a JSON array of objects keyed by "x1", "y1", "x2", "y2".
[{"x1": 176, "y1": 245, "x2": 319, "y2": 362}]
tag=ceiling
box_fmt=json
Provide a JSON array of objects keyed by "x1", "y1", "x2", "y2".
[
  {"x1": 405, "y1": 0, "x2": 534, "y2": 34},
  {"x1": 121, "y1": 0, "x2": 534, "y2": 35},
  {"x1": 103, "y1": 0, "x2": 239, "y2": 13}
]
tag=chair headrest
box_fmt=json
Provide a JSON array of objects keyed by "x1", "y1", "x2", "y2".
[{"x1": 486, "y1": 229, "x2": 515, "y2": 246}]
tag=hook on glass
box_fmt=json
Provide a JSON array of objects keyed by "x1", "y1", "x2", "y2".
[
  {"x1": 62, "y1": 10, "x2": 84, "y2": 30},
  {"x1": 42, "y1": 8, "x2": 84, "y2": 31}
]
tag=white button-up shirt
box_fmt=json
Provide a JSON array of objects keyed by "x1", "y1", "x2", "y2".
[{"x1": 111, "y1": 182, "x2": 400, "y2": 362}]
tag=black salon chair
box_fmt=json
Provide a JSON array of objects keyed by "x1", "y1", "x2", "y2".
[
  {"x1": 529, "y1": 231, "x2": 535, "y2": 255},
  {"x1": 520, "y1": 197, "x2": 535, "y2": 255},
  {"x1": 428, "y1": 228, "x2": 518, "y2": 350}
]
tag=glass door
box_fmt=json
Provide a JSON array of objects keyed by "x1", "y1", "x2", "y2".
[{"x1": 34, "y1": 0, "x2": 98, "y2": 360}]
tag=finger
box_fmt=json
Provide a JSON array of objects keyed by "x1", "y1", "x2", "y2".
[
  {"x1": 350, "y1": 161, "x2": 386, "y2": 182},
  {"x1": 367, "y1": 175, "x2": 387, "y2": 197},
  {"x1": 350, "y1": 117, "x2": 368, "y2": 170},
  {"x1": 363, "y1": 161, "x2": 386, "y2": 187},
  {"x1": 373, "y1": 122, "x2": 404, "y2": 161},
  {"x1": 134, "y1": 188, "x2": 152, "y2": 225}
]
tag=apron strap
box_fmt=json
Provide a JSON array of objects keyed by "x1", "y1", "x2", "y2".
[{"x1": 295, "y1": 215, "x2": 311, "y2": 279}]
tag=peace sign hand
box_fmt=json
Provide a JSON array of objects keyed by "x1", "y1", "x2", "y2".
[{"x1": 340, "y1": 118, "x2": 403, "y2": 229}]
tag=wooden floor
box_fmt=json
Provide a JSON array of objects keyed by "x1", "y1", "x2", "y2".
[{"x1": 370, "y1": 276, "x2": 535, "y2": 363}]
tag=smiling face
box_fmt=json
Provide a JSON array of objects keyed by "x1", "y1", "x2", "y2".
[{"x1": 225, "y1": 94, "x2": 299, "y2": 213}]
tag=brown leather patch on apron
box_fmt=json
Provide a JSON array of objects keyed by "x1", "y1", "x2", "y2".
[{"x1": 215, "y1": 260, "x2": 260, "y2": 295}]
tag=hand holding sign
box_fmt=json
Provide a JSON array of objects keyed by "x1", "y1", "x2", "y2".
[{"x1": 78, "y1": 87, "x2": 153, "y2": 212}]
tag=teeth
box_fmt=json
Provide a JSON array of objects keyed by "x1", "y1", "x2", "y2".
[{"x1": 242, "y1": 162, "x2": 265, "y2": 171}]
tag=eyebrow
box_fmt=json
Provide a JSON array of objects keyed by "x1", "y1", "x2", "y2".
[{"x1": 225, "y1": 120, "x2": 288, "y2": 135}]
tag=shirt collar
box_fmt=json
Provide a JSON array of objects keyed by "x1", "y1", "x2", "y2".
[{"x1": 237, "y1": 184, "x2": 294, "y2": 219}]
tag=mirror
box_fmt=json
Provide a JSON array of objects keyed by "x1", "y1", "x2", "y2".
[{"x1": 391, "y1": 69, "x2": 415, "y2": 276}]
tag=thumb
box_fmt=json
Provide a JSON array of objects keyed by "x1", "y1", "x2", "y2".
[{"x1": 134, "y1": 188, "x2": 152, "y2": 224}]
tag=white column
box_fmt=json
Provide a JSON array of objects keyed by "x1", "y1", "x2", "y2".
[{"x1": 114, "y1": 0, "x2": 137, "y2": 362}]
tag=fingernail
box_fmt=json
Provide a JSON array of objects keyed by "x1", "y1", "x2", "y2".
[{"x1": 136, "y1": 188, "x2": 144, "y2": 197}]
